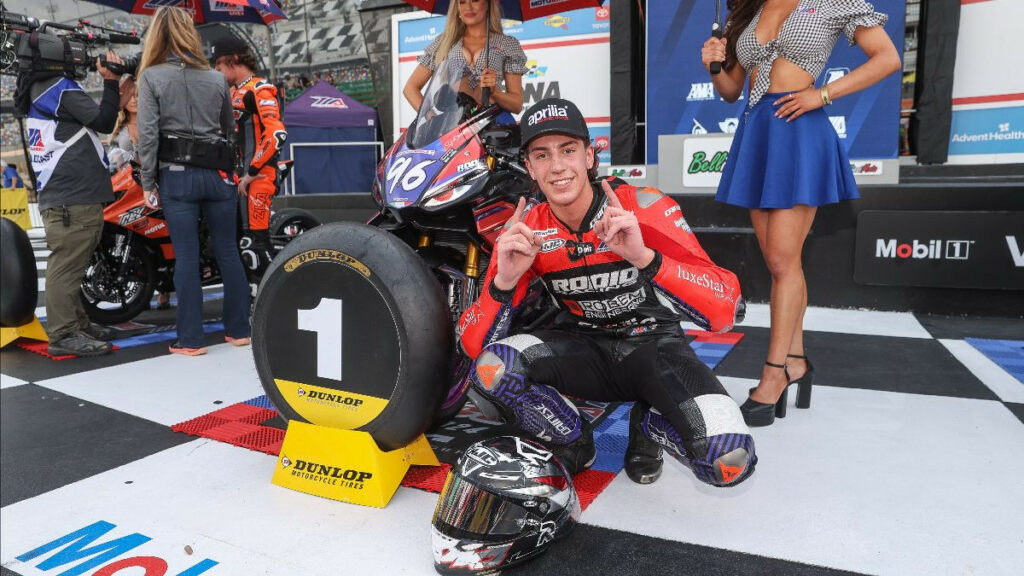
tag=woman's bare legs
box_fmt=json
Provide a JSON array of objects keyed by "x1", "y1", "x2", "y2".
[{"x1": 749, "y1": 205, "x2": 816, "y2": 403}]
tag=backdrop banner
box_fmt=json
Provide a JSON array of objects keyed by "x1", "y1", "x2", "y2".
[
  {"x1": 646, "y1": 0, "x2": 906, "y2": 164},
  {"x1": 392, "y1": 7, "x2": 612, "y2": 163},
  {"x1": 947, "y1": 0, "x2": 1024, "y2": 165}
]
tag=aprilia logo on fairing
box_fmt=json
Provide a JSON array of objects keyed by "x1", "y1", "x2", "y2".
[
  {"x1": 527, "y1": 104, "x2": 569, "y2": 126},
  {"x1": 551, "y1": 268, "x2": 639, "y2": 295},
  {"x1": 875, "y1": 239, "x2": 972, "y2": 260}
]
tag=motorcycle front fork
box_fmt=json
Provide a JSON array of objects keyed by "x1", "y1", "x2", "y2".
[
  {"x1": 111, "y1": 232, "x2": 135, "y2": 281},
  {"x1": 418, "y1": 232, "x2": 479, "y2": 316}
]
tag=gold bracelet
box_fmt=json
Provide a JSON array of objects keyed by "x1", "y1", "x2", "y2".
[{"x1": 820, "y1": 85, "x2": 833, "y2": 106}]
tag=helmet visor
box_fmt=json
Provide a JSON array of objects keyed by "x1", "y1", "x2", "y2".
[{"x1": 432, "y1": 473, "x2": 533, "y2": 542}]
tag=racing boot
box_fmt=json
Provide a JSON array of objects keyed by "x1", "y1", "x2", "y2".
[
  {"x1": 625, "y1": 402, "x2": 664, "y2": 485},
  {"x1": 546, "y1": 418, "x2": 596, "y2": 477}
]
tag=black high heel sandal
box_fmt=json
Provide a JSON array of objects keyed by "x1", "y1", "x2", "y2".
[
  {"x1": 740, "y1": 361, "x2": 790, "y2": 427},
  {"x1": 786, "y1": 353, "x2": 814, "y2": 409}
]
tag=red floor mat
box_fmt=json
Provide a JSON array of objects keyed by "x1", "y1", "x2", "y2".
[
  {"x1": 14, "y1": 338, "x2": 119, "y2": 360},
  {"x1": 173, "y1": 401, "x2": 618, "y2": 510}
]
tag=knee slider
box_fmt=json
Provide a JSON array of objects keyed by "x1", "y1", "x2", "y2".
[
  {"x1": 470, "y1": 334, "x2": 548, "y2": 409},
  {"x1": 642, "y1": 394, "x2": 757, "y2": 487}
]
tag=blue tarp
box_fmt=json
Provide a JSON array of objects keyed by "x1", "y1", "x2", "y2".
[{"x1": 283, "y1": 82, "x2": 379, "y2": 194}]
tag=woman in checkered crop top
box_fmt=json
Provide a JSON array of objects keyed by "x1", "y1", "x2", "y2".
[
  {"x1": 403, "y1": 0, "x2": 528, "y2": 116},
  {"x1": 700, "y1": 0, "x2": 901, "y2": 427}
]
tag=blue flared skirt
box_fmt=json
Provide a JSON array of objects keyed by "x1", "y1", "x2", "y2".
[{"x1": 715, "y1": 91, "x2": 860, "y2": 209}]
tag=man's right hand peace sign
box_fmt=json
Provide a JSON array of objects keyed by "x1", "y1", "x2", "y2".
[{"x1": 493, "y1": 197, "x2": 541, "y2": 291}]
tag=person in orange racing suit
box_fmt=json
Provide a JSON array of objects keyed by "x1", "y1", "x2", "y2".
[{"x1": 211, "y1": 36, "x2": 287, "y2": 279}]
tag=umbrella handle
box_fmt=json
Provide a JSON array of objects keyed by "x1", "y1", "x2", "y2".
[
  {"x1": 481, "y1": 0, "x2": 493, "y2": 107},
  {"x1": 710, "y1": 26, "x2": 723, "y2": 75}
]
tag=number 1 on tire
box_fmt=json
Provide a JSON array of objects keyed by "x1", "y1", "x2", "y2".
[{"x1": 297, "y1": 298, "x2": 343, "y2": 381}]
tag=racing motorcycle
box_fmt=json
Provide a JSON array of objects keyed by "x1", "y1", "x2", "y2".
[
  {"x1": 370, "y1": 60, "x2": 551, "y2": 421},
  {"x1": 80, "y1": 153, "x2": 318, "y2": 324}
]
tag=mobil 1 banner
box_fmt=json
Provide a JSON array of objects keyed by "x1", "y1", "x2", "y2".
[{"x1": 854, "y1": 211, "x2": 1024, "y2": 290}]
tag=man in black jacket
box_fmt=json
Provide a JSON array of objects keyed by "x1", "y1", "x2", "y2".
[{"x1": 19, "y1": 52, "x2": 125, "y2": 356}]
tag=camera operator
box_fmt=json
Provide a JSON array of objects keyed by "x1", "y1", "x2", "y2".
[{"x1": 15, "y1": 49, "x2": 126, "y2": 357}]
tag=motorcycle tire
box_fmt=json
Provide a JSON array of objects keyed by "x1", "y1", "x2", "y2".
[
  {"x1": 252, "y1": 222, "x2": 451, "y2": 451},
  {"x1": 269, "y1": 207, "x2": 320, "y2": 248},
  {"x1": 80, "y1": 235, "x2": 157, "y2": 325},
  {"x1": 0, "y1": 217, "x2": 38, "y2": 328}
]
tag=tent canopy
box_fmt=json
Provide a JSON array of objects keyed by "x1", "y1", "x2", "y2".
[
  {"x1": 283, "y1": 82, "x2": 379, "y2": 194},
  {"x1": 285, "y1": 81, "x2": 377, "y2": 129}
]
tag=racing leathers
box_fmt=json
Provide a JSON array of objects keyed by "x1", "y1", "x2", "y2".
[
  {"x1": 231, "y1": 75, "x2": 286, "y2": 278},
  {"x1": 458, "y1": 178, "x2": 756, "y2": 486}
]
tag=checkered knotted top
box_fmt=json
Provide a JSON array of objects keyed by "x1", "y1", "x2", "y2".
[
  {"x1": 418, "y1": 33, "x2": 529, "y2": 90},
  {"x1": 735, "y1": 0, "x2": 888, "y2": 106}
]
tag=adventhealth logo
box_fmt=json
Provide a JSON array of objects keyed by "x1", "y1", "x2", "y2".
[
  {"x1": 16, "y1": 520, "x2": 218, "y2": 575},
  {"x1": 875, "y1": 239, "x2": 972, "y2": 260}
]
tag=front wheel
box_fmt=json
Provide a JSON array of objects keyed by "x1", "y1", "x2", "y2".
[
  {"x1": 269, "y1": 207, "x2": 320, "y2": 249},
  {"x1": 80, "y1": 233, "x2": 157, "y2": 325}
]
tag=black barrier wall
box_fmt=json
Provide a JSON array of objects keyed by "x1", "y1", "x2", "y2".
[{"x1": 275, "y1": 166, "x2": 1024, "y2": 317}]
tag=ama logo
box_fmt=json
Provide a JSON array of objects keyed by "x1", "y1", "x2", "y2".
[
  {"x1": 310, "y1": 96, "x2": 348, "y2": 109},
  {"x1": 28, "y1": 128, "x2": 46, "y2": 152}
]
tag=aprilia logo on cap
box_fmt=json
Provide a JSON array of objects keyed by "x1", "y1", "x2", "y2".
[{"x1": 528, "y1": 104, "x2": 569, "y2": 126}]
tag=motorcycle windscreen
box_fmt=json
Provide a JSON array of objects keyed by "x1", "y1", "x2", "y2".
[
  {"x1": 432, "y1": 473, "x2": 534, "y2": 543},
  {"x1": 408, "y1": 60, "x2": 468, "y2": 150}
]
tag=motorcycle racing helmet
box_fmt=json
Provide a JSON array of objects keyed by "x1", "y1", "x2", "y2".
[{"x1": 431, "y1": 436, "x2": 581, "y2": 575}]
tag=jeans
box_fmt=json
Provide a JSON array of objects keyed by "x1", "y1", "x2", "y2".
[{"x1": 159, "y1": 166, "x2": 251, "y2": 348}]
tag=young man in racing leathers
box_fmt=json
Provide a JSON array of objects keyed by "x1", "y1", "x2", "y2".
[
  {"x1": 459, "y1": 98, "x2": 756, "y2": 487},
  {"x1": 211, "y1": 36, "x2": 287, "y2": 280}
]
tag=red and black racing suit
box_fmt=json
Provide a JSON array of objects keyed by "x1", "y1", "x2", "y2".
[
  {"x1": 231, "y1": 75, "x2": 286, "y2": 277},
  {"x1": 458, "y1": 178, "x2": 756, "y2": 486}
]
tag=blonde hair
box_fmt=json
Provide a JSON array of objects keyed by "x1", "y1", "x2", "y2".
[
  {"x1": 136, "y1": 7, "x2": 209, "y2": 80},
  {"x1": 434, "y1": 0, "x2": 503, "y2": 66},
  {"x1": 111, "y1": 76, "x2": 137, "y2": 140}
]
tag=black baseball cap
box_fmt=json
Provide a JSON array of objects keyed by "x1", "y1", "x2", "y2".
[
  {"x1": 519, "y1": 98, "x2": 590, "y2": 151},
  {"x1": 209, "y1": 36, "x2": 250, "y2": 63}
]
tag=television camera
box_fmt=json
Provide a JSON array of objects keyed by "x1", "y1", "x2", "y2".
[{"x1": 1, "y1": 9, "x2": 141, "y2": 79}]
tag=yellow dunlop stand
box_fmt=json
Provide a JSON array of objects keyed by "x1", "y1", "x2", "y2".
[
  {"x1": 0, "y1": 316, "x2": 48, "y2": 348},
  {"x1": 0, "y1": 188, "x2": 32, "y2": 230},
  {"x1": 272, "y1": 420, "x2": 439, "y2": 508}
]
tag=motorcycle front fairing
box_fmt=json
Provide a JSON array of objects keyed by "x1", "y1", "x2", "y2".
[{"x1": 374, "y1": 61, "x2": 502, "y2": 221}]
